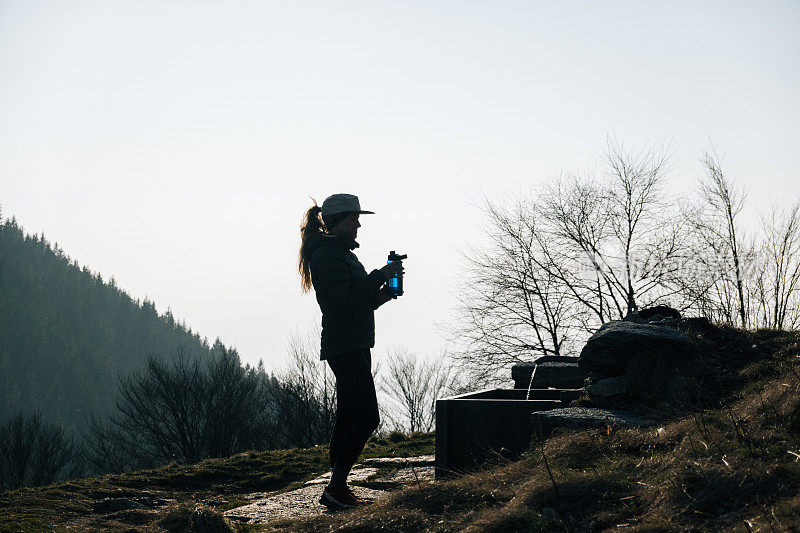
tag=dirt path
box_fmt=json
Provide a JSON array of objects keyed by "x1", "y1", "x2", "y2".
[{"x1": 225, "y1": 455, "x2": 435, "y2": 526}]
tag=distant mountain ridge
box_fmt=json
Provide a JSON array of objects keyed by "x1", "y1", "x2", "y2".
[{"x1": 0, "y1": 210, "x2": 222, "y2": 437}]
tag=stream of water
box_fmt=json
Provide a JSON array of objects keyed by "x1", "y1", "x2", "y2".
[{"x1": 525, "y1": 364, "x2": 537, "y2": 400}]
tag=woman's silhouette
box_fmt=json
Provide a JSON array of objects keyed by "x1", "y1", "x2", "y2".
[{"x1": 298, "y1": 193, "x2": 404, "y2": 510}]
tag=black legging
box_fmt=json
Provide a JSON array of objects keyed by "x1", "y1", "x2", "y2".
[{"x1": 326, "y1": 349, "x2": 380, "y2": 468}]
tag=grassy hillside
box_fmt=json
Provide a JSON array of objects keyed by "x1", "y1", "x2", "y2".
[
  {"x1": 0, "y1": 433, "x2": 434, "y2": 531},
  {"x1": 2, "y1": 327, "x2": 799, "y2": 532},
  {"x1": 277, "y1": 328, "x2": 800, "y2": 532}
]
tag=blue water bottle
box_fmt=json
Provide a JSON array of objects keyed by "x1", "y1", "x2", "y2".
[{"x1": 387, "y1": 250, "x2": 407, "y2": 298}]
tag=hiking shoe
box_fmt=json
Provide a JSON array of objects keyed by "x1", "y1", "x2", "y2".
[
  {"x1": 319, "y1": 486, "x2": 358, "y2": 511},
  {"x1": 344, "y1": 485, "x2": 374, "y2": 504}
]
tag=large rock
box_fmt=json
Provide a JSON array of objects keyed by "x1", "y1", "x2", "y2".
[
  {"x1": 636, "y1": 305, "x2": 681, "y2": 320},
  {"x1": 578, "y1": 321, "x2": 695, "y2": 377},
  {"x1": 584, "y1": 375, "x2": 628, "y2": 399},
  {"x1": 531, "y1": 361, "x2": 584, "y2": 389},
  {"x1": 512, "y1": 356, "x2": 582, "y2": 389}
]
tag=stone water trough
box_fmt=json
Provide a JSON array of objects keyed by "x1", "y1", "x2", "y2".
[
  {"x1": 435, "y1": 381, "x2": 582, "y2": 478},
  {"x1": 436, "y1": 310, "x2": 696, "y2": 479}
]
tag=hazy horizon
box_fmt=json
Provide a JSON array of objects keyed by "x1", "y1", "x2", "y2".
[{"x1": 2, "y1": 1, "x2": 799, "y2": 369}]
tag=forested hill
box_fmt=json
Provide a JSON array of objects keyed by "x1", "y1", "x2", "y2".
[{"x1": 0, "y1": 213, "x2": 221, "y2": 437}]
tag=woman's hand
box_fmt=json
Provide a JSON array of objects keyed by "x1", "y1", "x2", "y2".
[
  {"x1": 379, "y1": 260, "x2": 404, "y2": 281},
  {"x1": 374, "y1": 286, "x2": 394, "y2": 307}
]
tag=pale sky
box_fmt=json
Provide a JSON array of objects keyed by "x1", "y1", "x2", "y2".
[{"x1": 2, "y1": 1, "x2": 799, "y2": 370}]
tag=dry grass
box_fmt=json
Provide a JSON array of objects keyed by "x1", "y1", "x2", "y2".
[
  {"x1": 2, "y1": 328, "x2": 798, "y2": 531},
  {"x1": 159, "y1": 504, "x2": 236, "y2": 533},
  {"x1": 262, "y1": 328, "x2": 800, "y2": 532}
]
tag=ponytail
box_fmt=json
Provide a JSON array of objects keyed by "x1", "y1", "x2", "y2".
[{"x1": 299, "y1": 201, "x2": 326, "y2": 293}]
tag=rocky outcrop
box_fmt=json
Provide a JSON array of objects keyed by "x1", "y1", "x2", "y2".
[
  {"x1": 578, "y1": 320, "x2": 695, "y2": 377},
  {"x1": 578, "y1": 317, "x2": 706, "y2": 406}
]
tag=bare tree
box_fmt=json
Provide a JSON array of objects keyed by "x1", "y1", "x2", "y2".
[
  {"x1": 687, "y1": 148, "x2": 753, "y2": 327},
  {"x1": 269, "y1": 329, "x2": 337, "y2": 448},
  {"x1": 449, "y1": 139, "x2": 800, "y2": 389},
  {"x1": 539, "y1": 174, "x2": 613, "y2": 327},
  {"x1": 448, "y1": 192, "x2": 579, "y2": 382},
  {"x1": 0, "y1": 412, "x2": 81, "y2": 491},
  {"x1": 87, "y1": 346, "x2": 276, "y2": 472},
  {"x1": 203, "y1": 346, "x2": 278, "y2": 457},
  {"x1": 674, "y1": 201, "x2": 734, "y2": 323},
  {"x1": 753, "y1": 202, "x2": 800, "y2": 329},
  {"x1": 542, "y1": 139, "x2": 681, "y2": 321},
  {"x1": 381, "y1": 347, "x2": 458, "y2": 433},
  {"x1": 449, "y1": 139, "x2": 685, "y2": 382}
]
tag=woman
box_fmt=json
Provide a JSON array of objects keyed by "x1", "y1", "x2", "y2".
[{"x1": 298, "y1": 193, "x2": 404, "y2": 510}]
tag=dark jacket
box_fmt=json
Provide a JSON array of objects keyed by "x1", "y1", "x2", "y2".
[{"x1": 306, "y1": 233, "x2": 390, "y2": 359}]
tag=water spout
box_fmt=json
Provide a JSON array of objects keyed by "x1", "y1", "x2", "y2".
[{"x1": 525, "y1": 363, "x2": 538, "y2": 400}]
